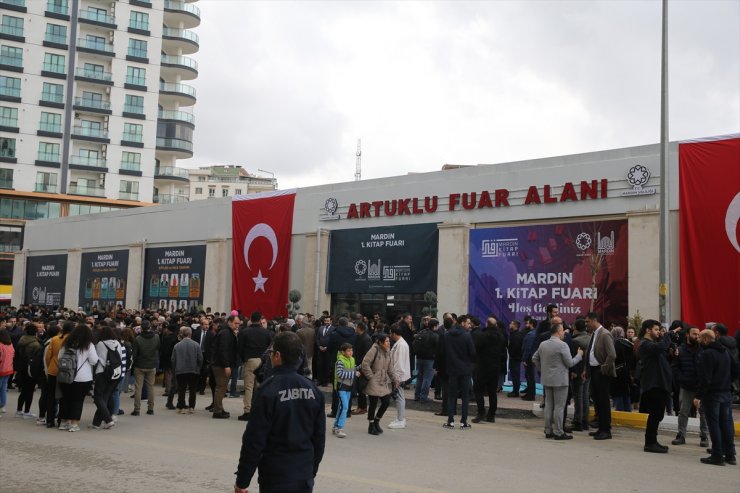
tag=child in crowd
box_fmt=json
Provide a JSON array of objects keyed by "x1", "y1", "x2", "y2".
[{"x1": 333, "y1": 343, "x2": 358, "y2": 438}]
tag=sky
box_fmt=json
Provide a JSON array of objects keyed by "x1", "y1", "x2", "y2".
[{"x1": 184, "y1": 0, "x2": 740, "y2": 190}]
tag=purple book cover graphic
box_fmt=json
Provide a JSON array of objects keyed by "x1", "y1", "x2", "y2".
[{"x1": 469, "y1": 220, "x2": 628, "y2": 325}]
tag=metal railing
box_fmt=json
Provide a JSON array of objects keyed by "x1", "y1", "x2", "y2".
[
  {"x1": 0, "y1": 55, "x2": 22, "y2": 68},
  {"x1": 163, "y1": 0, "x2": 200, "y2": 18},
  {"x1": 125, "y1": 75, "x2": 146, "y2": 86},
  {"x1": 160, "y1": 54, "x2": 198, "y2": 71},
  {"x1": 46, "y1": 1, "x2": 67, "y2": 15},
  {"x1": 156, "y1": 138, "x2": 193, "y2": 152},
  {"x1": 37, "y1": 151, "x2": 60, "y2": 163},
  {"x1": 0, "y1": 25, "x2": 23, "y2": 37},
  {"x1": 128, "y1": 47, "x2": 148, "y2": 59},
  {"x1": 75, "y1": 67, "x2": 112, "y2": 81},
  {"x1": 39, "y1": 121, "x2": 61, "y2": 133},
  {"x1": 153, "y1": 193, "x2": 189, "y2": 204},
  {"x1": 0, "y1": 85, "x2": 20, "y2": 98},
  {"x1": 79, "y1": 9, "x2": 116, "y2": 25},
  {"x1": 35, "y1": 182, "x2": 57, "y2": 193},
  {"x1": 0, "y1": 115, "x2": 17, "y2": 127},
  {"x1": 158, "y1": 109, "x2": 194, "y2": 124},
  {"x1": 120, "y1": 161, "x2": 141, "y2": 172},
  {"x1": 74, "y1": 97, "x2": 110, "y2": 110},
  {"x1": 69, "y1": 183, "x2": 106, "y2": 197},
  {"x1": 124, "y1": 104, "x2": 144, "y2": 114},
  {"x1": 162, "y1": 27, "x2": 199, "y2": 45},
  {"x1": 129, "y1": 19, "x2": 149, "y2": 31},
  {"x1": 44, "y1": 32, "x2": 66, "y2": 44},
  {"x1": 42, "y1": 62, "x2": 65, "y2": 74},
  {"x1": 122, "y1": 132, "x2": 143, "y2": 143},
  {"x1": 72, "y1": 126, "x2": 108, "y2": 139},
  {"x1": 119, "y1": 191, "x2": 139, "y2": 201},
  {"x1": 155, "y1": 165, "x2": 189, "y2": 179},
  {"x1": 159, "y1": 82, "x2": 196, "y2": 98},
  {"x1": 77, "y1": 37, "x2": 114, "y2": 53},
  {"x1": 69, "y1": 155, "x2": 106, "y2": 168},
  {"x1": 41, "y1": 91, "x2": 64, "y2": 104}
]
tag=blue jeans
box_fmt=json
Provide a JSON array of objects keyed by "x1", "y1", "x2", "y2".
[
  {"x1": 112, "y1": 371, "x2": 125, "y2": 415},
  {"x1": 613, "y1": 394, "x2": 631, "y2": 412},
  {"x1": 703, "y1": 391, "x2": 735, "y2": 458},
  {"x1": 414, "y1": 359, "x2": 434, "y2": 400},
  {"x1": 334, "y1": 390, "x2": 351, "y2": 430},
  {"x1": 0, "y1": 374, "x2": 8, "y2": 408}
]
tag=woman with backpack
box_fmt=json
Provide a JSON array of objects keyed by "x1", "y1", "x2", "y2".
[
  {"x1": 57, "y1": 323, "x2": 99, "y2": 432},
  {"x1": 91, "y1": 324, "x2": 123, "y2": 429},
  {"x1": 15, "y1": 324, "x2": 41, "y2": 419},
  {"x1": 0, "y1": 329, "x2": 15, "y2": 415}
]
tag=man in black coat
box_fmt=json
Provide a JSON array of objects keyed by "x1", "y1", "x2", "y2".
[
  {"x1": 671, "y1": 326, "x2": 708, "y2": 447},
  {"x1": 314, "y1": 316, "x2": 334, "y2": 386},
  {"x1": 508, "y1": 320, "x2": 525, "y2": 397},
  {"x1": 352, "y1": 322, "x2": 372, "y2": 414},
  {"x1": 638, "y1": 319, "x2": 673, "y2": 453},
  {"x1": 441, "y1": 314, "x2": 476, "y2": 429},
  {"x1": 471, "y1": 316, "x2": 504, "y2": 423},
  {"x1": 695, "y1": 329, "x2": 738, "y2": 466},
  {"x1": 210, "y1": 316, "x2": 239, "y2": 419},
  {"x1": 237, "y1": 312, "x2": 273, "y2": 421}
]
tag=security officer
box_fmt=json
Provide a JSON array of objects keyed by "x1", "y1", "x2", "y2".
[{"x1": 234, "y1": 331, "x2": 326, "y2": 493}]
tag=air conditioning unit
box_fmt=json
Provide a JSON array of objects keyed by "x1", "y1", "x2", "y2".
[
  {"x1": 108, "y1": 31, "x2": 114, "y2": 42},
  {"x1": 105, "y1": 87, "x2": 111, "y2": 94}
]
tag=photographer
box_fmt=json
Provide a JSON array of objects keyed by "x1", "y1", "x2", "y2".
[{"x1": 638, "y1": 319, "x2": 673, "y2": 453}]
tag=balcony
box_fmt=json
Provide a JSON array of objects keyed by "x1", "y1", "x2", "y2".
[
  {"x1": 41, "y1": 61, "x2": 65, "y2": 76},
  {"x1": 78, "y1": 9, "x2": 116, "y2": 28},
  {"x1": 0, "y1": 85, "x2": 20, "y2": 99},
  {"x1": 40, "y1": 91, "x2": 64, "y2": 107},
  {"x1": 119, "y1": 191, "x2": 139, "y2": 201},
  {"x1": 158, "y1": 109, "x2": 194, "y2": 125},
  {"x1": 69, "y1": 183, "x2": 106, "y2": 197},
  {"x1": 120, "y1": 160, "x2": 141, "y2": 173},
  {"x1": 153, "y1": 193, "x2": 189, "y2": 205},
  {"x1": 69, "y1": 155, "x2": 107, "y2": 169},
  {"x1": 155, "y1": 138, "x2": 193, "y2": 158},
  {"x1": 158, "y1": 81, "x2": 196, "y2": 106},
  {"x1": 160, "y1": 54, "x2": 198, "y2": 80},
  {"x1": 39, "y1": 121, "x2": 61, "y2": 134},
  {"x1": 45, "y1": 1, "x2": 68, "y2": 16},
  {"x1": 0, "y1": 0, "x2": 25, "y2": 13},
  {"x1": 161, "y1": 27, "x2": 199, "y2": 54},
  {"x1": 0, "y1": 177, "x2": 12, "y2": 188},
  {"x1": 163, "y1": 0, "x2": 200, "y2": 28},
  {"x1": 43, "y1": 31, "x2": 67, "y2": 47},
  {"x1": 36, "y1": 151, "x2": 60, "y2": 165},
  {"x1": 77, "y1": 37, "x2": 115, "y2": 57},
  {"x1": 0, "y1": 54, "x2": 22, "y2": 71},
  {"x1": 71, "y1": 125, "x2": 109, "y2": 142},
  {"x1": 75, "y1": 67, "x2": 113, "y2": 85},
  {"x1": 154, "y1": 165, "x2": 189, "y2": 182},
  {"x1": 0, "y1": 23, "x2": 23, "y2": 40},
  {"x1": 0, "y1": 115, "x2": 17, "y2": 128},
  {"x1": 73, "y1": 97, "x2": 111, "y2": 114},
  {"x1": 35, "y1": 182, "x2": 57, "y2": 193}
]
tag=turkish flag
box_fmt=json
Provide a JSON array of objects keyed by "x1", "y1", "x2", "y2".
[
  {"x1": 232, "y1": 190, "x2": 296, "y2": 319},
  {"x1": 679, "y1": 137, "x2": 740, "y2": 333}
]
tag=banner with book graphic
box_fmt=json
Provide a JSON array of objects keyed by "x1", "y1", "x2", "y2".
[
  {"x1": 79, "y1": 250, "x2": 129, "y2": 312},
  {"x1": 143, "y1": 245, "x2": 206, "y2": 312}
]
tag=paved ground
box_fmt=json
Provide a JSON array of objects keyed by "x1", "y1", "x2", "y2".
[{"x1": 1, "y1": 387, "x2": 738, "y2": 493}]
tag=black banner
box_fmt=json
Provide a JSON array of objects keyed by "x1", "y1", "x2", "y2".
[
  {"x1": 143, "y1": 245, "x2": 206, "y2": 312},
  {"x1": 327, "y1": 223, "x2": 438, "y2": 293},
  {"x1": 79, "y1": 250, "x2": 129, "y2": 312},
  {"x1": 25, "y1": 254, "x2": 67, "y2": 307}
]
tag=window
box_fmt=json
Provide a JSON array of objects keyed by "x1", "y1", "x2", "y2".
[
  {"x1": 75, "y1": 148, "x2": 101, "y2": 166},
  {"x1": 38, "y1": 142, "x2": 60, "y2": 162},
  {"x1": 43, "y1": 53, "x2": 65, "y2": 74},
  {"x1": 0, "y1": 76, "x2": 20, "y2": 98},
  {"x1": 0, "y1": 106, "x2": 17, "y2": 127},
  {"x1": 129, "y1": 11, "x2": 149, "y2": 31},
  {"x1": 35, "y1": 171, "x2": 57, "y2": 193},
  {"x1": 41, "y1": 82, "x2": 64, "y2": 103},
  {"x1": 0, "y1": 137, "x2": 15, "y2": 158},
  {"x1": 0, "y1": 168, "x2": 12, "y2": 188},
  {"x1": 198, "y1": 176, "x2": 205, "y2": 182},
  {"x1": 120, "y1": 179, "x2": 139, "y2": 200},
  {"x1": 1, "y1": 15, "x2": 23, "y2": 37},
  {"x1": 123, "y1": 122, "x2": 143, "y2": 142},
  {"x1": 128, "y1": 38, "x2": 147, "y2": 59},
  {"x1": 47, "y1": 0, "x2": 68, "y2": 15},
  {"x1": 85, "y1": 34, "x2": 106, "y2": 51},
  {"x1": 124, "y1": 94, "x2": 144, "y2": 114},
  {"x1": 0, "y1": 45, "x2": 23, "y2": 68},
  {"x1": 235, "y1": 189, "x2": 242, "y2": 195},
  {"x1": 126, "y1": 66, "x2": 146, "y2": 86},
  {"x1": 78, "y1": 119, "x2": 103, "y2": 137},
  {"x1": 222, "y1": 188, "x2": 229, "y2": 197},
  {"x1": 81, "y1": 90, "x2": 102, "y2": 107},
  {"x1": 208, "y1": 188, "x2": 215, "y2": 197},
  {"x1": 121, "y1": 151, "x2": 141, "y2": 171},
  {"x1": 83, "y1": 7, "x2": 109, "y2": 23},
  {"x1": 39, "y1": 112, "x2": 62, "y2": 133},
  {"x1": 44, "y1": 23, "x2": 66, "y2": 44},
  {"x1": 194, "y1": 187, "x2": 202, "y2": 194}
]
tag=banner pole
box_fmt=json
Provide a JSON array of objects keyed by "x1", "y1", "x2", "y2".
[{"x1": 658, "y1": 0, "x2": 670, "y2": 324}]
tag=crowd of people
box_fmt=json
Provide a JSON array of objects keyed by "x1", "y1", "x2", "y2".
[{"x1": 0, "y1": 303, "x2": 738, "y2": 472}]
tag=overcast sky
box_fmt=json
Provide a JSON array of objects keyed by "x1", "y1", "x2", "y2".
[{"x1": 184, "y1": 1, "x2": 740, "y2": 190}]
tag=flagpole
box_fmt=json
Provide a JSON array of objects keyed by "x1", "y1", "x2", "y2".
[{"x1": 659, "y1": 0, "x2": 670, "y2": 324}]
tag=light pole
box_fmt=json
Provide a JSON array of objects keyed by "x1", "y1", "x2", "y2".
[{"x1": 658, "y1": 0, "x2": 670, "y2": 324}]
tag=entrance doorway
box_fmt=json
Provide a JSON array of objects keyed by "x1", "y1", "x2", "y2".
[{"x1": 331, "y1": 293, "x2": 430, "y2": 323}]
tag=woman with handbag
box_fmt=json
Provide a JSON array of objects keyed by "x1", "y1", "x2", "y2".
[{"x1": 360, "y1": 334, "x2": 398, "y2": 436}]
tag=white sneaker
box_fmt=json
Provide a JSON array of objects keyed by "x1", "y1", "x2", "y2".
[
  {"x1": 387, "y1": 419, "x2": 407, "y2": 429},
  {"x1": 35, "y1": 417, "x2": 46, "y2": 425},
  {"x1": 58, "y1": 422, "x2": 70, "y2": 431},
  {"x1": 102, "y1": 421, "x2": 116, "y2": 429},
  {"x1": 0, "y1": 406, "x2": 6, "y2": 413},
  {"x1": 15, "y1": 410, "x2": 23, "y2": 417},
  {"x1": 22, "y1": 412, "x2": 36, "y2": 419},
  {"x1": 335, "y1": 428, "x2": 347, "y2": 438}
]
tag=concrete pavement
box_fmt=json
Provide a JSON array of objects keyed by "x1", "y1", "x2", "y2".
[{"x1": 1, "y1": 387, "x2": 738, "y2": 493}]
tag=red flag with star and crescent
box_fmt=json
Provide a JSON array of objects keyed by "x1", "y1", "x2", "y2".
[{"x1": 232, "y1": 190, "x2": 296, "y2": 319}]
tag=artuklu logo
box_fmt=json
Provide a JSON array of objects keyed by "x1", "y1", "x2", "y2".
[
  {"x1": 354, "y1": 259, "x2": 367, "y2": 276},
  {"x1": 481, "y1": 238, "x2": 518, "y2": 258},
  {"x1": 320, "y1": 197, "x2": 341, "y2": 221},
  {"x1": 622, "y1": 165, "x2": 656, "y2": 196},
  {"x1": 575, "y1": 232, "x2": 591, "y2": 252}
]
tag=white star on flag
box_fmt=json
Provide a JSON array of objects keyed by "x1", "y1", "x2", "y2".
[{"x1": 252, "y1": 270, "x2": 268, "y2": 292}]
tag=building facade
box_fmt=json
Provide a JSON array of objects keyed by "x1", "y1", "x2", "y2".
[
  {"x1": 188, "y1": 165, "x2": 277, "y2": 200},
  {"x1": 0, "y1": 0, "x2": 200, "y2": 300}
]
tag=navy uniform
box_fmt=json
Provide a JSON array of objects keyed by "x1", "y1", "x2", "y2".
[{"x1": 235, "y1": 366, "x2": 326, "y2": 492}]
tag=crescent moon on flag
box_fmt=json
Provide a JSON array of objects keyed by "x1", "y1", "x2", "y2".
[
  {"x1": 243, "y1": 223, "x2": 279, "y2": 270},
  {"x1": 725, "y1": 192, "x2": 740, "y2": 253}
]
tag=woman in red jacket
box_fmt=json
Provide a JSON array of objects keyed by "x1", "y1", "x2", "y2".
[{"x1": 0, "y1": 329, "x2": 15, "y2": 415}]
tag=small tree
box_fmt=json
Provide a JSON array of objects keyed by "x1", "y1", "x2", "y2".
[
  {"x1": 422, "y1": 291, "x2": 438, "y2": 318},
  {"x1": 628, "y1": 310, "x2": 643, "y2": 332},
  {"x1": 286, "y1": 289, "x2": 302, "y2": 318}
]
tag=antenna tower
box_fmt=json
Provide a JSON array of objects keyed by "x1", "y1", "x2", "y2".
[{"x1": 355, "y1": 139, "x2": 362, "y2": 181}]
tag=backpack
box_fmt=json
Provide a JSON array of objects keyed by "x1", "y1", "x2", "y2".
[
  {"x1": 57, "y1": 347, "x2": 80, "y2": 384},
  {"x1": 413, "y1": 329, "x2": 435, "y2": 359},
  {"x1": 102, "y1": 342, "x2": 122, "y2": 380}
]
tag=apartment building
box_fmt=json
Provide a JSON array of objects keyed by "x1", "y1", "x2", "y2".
[
  {"x1": 0, "y1": 0, "x2": 200, "y2": 301},
  {"x1": 188, "y1": 165, "x2": 277, "y2": 200}
]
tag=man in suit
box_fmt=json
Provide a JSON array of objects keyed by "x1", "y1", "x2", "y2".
[
  {"x1": 315, "y1": 316, "x2": 334, "y2": 386},
  {"x1": 533, "y1": 321, "x2": 584, "y2": 439},
  {"x1": 584, "y1": 312, "x2": 616, "y2": 440}
]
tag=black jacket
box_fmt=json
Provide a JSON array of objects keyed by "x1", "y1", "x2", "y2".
[
  {"x1": 238, "y1": 323, "x2": 273, "y2": 361},
  {"x1": 328, "y1": 325, "x2": 356, "y2": 358},
  {"x1": 508, "y1": 329, "x2": 526, "y2": 361},
  {"x1": 718, "y1": 335, "x2": 739, "y2": 364},
  {"x1": 471, "y1": 326, "x2": 503, "y2": 376},
  {"x1": 440, "y1": 326, "x2": 476, "y2": 377},
  {"x1": 673, "y1": 342, "x2": 703, "y2": 391},
  {"x1": 353, "y1": 332, "x2": 372, "y2": 365},
  {"x1": 638, "y1": 335, "x2": 673, "y2": 393},
  {"x1": 315, "y1": 324, "x2": 334, "y2": 349},
  {"x1": 235, "y1": 366, "x2": 325, "y2": 489},
  {"x1": 159, "y1": 332, "x2": 178, "y2": 370},
  {"x1": 211, "y1": 325, "x2": 237, "y2": 368},
  {"x1": 696, "y1": 341, "x2": 739, "y2": 399}
]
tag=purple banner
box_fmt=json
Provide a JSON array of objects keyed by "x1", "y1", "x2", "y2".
[{"x1": 469, "y1": 220, "x2": 628, "y2": 325}]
